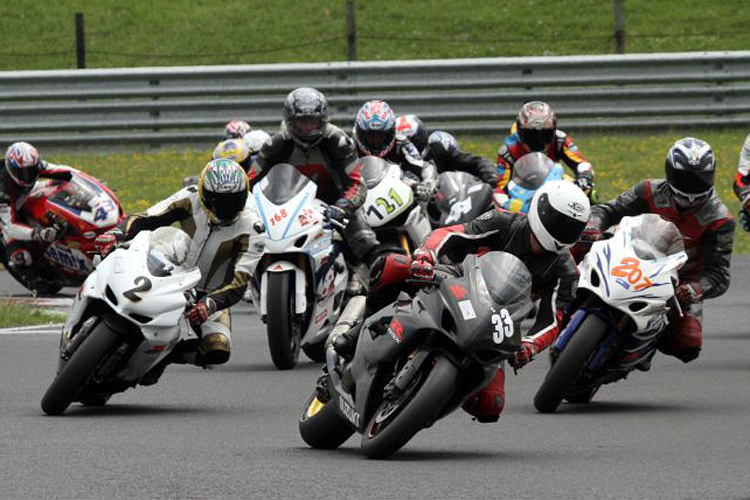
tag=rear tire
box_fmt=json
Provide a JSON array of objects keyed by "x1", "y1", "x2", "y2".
[
  {"x1": 41, "y1": 322, "x2": 121, "y2": 416},
  {"x1": 266, "y1": 272, "x2": 301, "y2": 370},
  {"x1": 299, "y1": 391, "x2": 354, "y2": 449},
  {"x1": 361, "y1": 354, "x2": 458, "y2": 459},
  {"x1": 534, "y1": 314, "x2": 608, "y2": 414}
]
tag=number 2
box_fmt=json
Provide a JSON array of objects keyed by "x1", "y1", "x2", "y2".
[{"x1": 123, "y1": 276, "x2": 152, "y2": 302}]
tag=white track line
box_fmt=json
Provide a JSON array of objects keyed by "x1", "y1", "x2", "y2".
[{"x1": 0, "y1": 324, "x2": 63, "y2": 335}]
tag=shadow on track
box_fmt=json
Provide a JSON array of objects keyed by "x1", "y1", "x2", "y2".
[
  {"x1": 548, "y1": 400, "x2": 679, "y2": 415},
  {"x1": 294, "y1": 445, "x2": 508, "y2": 462}
]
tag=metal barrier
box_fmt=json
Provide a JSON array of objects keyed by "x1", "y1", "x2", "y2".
[{"x1": 1, "y1": 51, "x2": 750, "y2": 148}]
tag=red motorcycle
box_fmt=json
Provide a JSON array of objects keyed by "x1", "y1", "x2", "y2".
[{"x1": 0, "y1": 168, "x2": 125, "y2": 295}]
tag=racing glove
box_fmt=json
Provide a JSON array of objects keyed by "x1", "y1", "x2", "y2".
[
  {"x1": 32, "y1": 226, "x2": 59, "y2": 243},
  {"x1": 94, "y1": 229, "x2": 125, "y2": 256},
  {"x1": 414, "y1": 179, "x2": 437, "y2": 201},
  {"x1": 187, "y1": 298, "x2": 216, "y2": 326},
  {"x1": 323, "y1": 205, "x2": 348, "y2": 228},
  {"x1": 675, "y1": 282, "x2": 703, "y2": 306},
  {"x1": 510, "y1": 339, "x2": 540, "y2": 370},
  {"x1": 740, "y1": 208, "x2": 750, "y2": 232},
  {"x1": 410, "y1": 247, "x2": 436, "y2": 281},
  {"x1": 575, "y1": 172, "x2": 594, "y2": 193}
]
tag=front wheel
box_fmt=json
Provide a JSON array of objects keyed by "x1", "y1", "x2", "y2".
[
  {"x1": 299, "y1": 390, "x2": 354, "y2": 449},
  {"x1": 361, "y1": 354, "x2": 458, "y2": 459},
  {"x1": 265, "y1": 272, "x2": 301, "y2": 370},
  {"x1": 41, "y1": 322, "x2": 121, "y2": 416},
  {"x1": 533, "y1": 313, "x2": 609, "y2": 414}
]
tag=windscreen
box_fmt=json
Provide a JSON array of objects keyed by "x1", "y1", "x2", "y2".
[
  {"x1": 629, "y1": 214, "x2": 685, "y2": 260},
  {"x1": 475, "y1": 251, "x2": 533, "y2": 319},
  {"x1": 511, "y1": 153, "x2": 554, "y2": 190},
  {"x1": 47, "y1": 175, "x2": 100, "y2": 212},
  {"x1": 359, "y1": 156, "x2": 390, "y2": 189},
  {"x1": 147, "y1": 226, "x2": 192, "y2": 277},
  {"x1": 259, "y1": 163, "x2": 311, "y2": 204},
  {"x1": 437, "y1": 172, "x2": 472, "y2": 209}
]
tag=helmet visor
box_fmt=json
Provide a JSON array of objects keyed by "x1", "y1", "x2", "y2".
[
  {"x1": 357, "y1": 128, "x2": 395, "y2": 156},
  {"x1": 519, "y1": 128, "x2": 554, "y2": 153},
  {"x1": 666, "y1": 167, "x2": 714, "y2": 195},
  {"x1": 291, "y1": 117, "x2": 323, "y2": 140},
  {"x1": 536, "y1": 193, "x2": 587, "y2": 245},
  {"x1": 203, "y1": 190, "x2": 247, "y2": 223}
]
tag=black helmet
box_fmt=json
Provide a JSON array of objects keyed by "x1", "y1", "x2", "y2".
[
  {"x1": 516, "y1": 101, "x2": 557, "y2": 153},
  {"x1": 665, "y1": 137, "x2": 716, "y2": 208},
  {"x1": 199, "y1": 159, "x2": 249, "y2": 226},
  {"x1": 283, "y1": 87, "x2": 328, "y2": 146},
  {"x1": 423, "y1": 131, "x2": 459, "y2": 162},
  {"x1": 396, "y1": 114, "x2": 429, "y2": 155}
]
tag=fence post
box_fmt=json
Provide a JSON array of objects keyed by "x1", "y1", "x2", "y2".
[
  {"x1": 75, "y1": 13, "x2": 86, "y2": 69},
  {"x1": 614, "y1": 0, "x2": 625, "y2": 54},
  {"x1": 346, "y1": 1, "x2": 356, "y2": 61}
]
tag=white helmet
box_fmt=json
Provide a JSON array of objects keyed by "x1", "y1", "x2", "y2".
[
  {"x1": 243, "y1": 129, "x2": 271, "y2": 155},
  {"x1": 528, "y1": 180, "x2": 590, "y2": 253}
]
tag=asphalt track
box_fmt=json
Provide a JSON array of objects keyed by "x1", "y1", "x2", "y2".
[{"x1": 1, "y1": 258, "x2": 749, "y2": 499}]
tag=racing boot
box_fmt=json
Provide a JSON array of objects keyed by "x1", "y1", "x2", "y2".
[
  {"x1": 462, "y1": 368, "x2": 506, "y2": 423},
  {"x1": 197, "y1": 332, "x2": 231, "y2": 365}
]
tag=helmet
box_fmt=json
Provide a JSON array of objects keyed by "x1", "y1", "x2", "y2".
[
  {"x1": 528, "y1": 180, "x2": 590, "y2": 253},
  {"x1": 198, "y1": 159, "x2": 249, "y2": 226},
  {"x1": 224, "y1": 120, "x2": 252, "y2": 139},
  {"x1": 283, "y1": 87, "x2": 328, "y2": 145},
  {"x1": 353, "y1": 100, "x2": 396, "y2": 158},
  {"x1": 516, "y1": 101, "x2": 557, "y2": 153},
  {"x1": 395, "y1": 114, "x2": 429, "y2": 155},
  {"x1": 212, "y1": 139, "x2": 252, "y2": 173},
  {"x1": 424, "y1": 130, "x2": 459, "y2": 161},
  {"x1": 665, "y1": 137, "x2": 716, "y2": 208},
  {"x1": 242, "y1": 129, "x2": 270, "y2": 155},
  {"x1": 4, "y1": 141, "x2": 42, "y2": 188}
]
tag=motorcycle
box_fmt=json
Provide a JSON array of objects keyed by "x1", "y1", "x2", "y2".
[
  {"x1": 0, "y1": 167, "x2": 125, "y2": 295},
  {"x1": 359, "y1": 156, "x2": 431, "y2": 255},
  {"x1": 249, "y1": 163, "x2": 349, "y2": 369},
  {"x1": 426, "y1": 171, "x2": 494, "y2": 228},
  {"x1": 492, "y1": 153, "x2": 567, "y2": 214},
  {"x1": 533, "y1": 214, "x2": 688, "y2": 413},
  {"x1": 41, "y1": 227, "x2": 201, "y2": 416},
  {"x1": 299, "y1": 251, "x2": 533, "y2": 458}
]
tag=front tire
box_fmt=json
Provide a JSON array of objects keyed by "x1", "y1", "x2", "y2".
[
  {"x1": 41, "y1": 322, "x2": 121, "y2": 416},
  {"x1": 266, "y1": 272, "x2": 301, "y2": 370},
  {"x1": 360, "y1": 354, "x2": 458, "y2": 459},
  {"x1": 533, "y1": 313, "x2": 608, "y2": 414},
  {"x1": 299, "y1": 391, "x2": 354, "y2": 449}
]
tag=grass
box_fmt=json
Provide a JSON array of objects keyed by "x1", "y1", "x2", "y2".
[
  {"x1": 0, "y1": 301, "x2": 66, "y2": 328},
  {"x1": 50, "y1": 127, "x2": 750, "y2": 254},
  {"x1": 1, "y1": 0, "x2": 750, "y2": 70}
]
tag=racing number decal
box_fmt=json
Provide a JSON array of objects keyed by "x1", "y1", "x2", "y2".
[
  {"x1": 611, "y1": 257, "x2": 652, "y2": 291},
  {"x1": 123, "y1": 276, "x2": 152, "y2": 302},
  {"x1": 269, "y1": 209, "x2": 288, "y2": 227},
  {"x1": 367, "y1": 188, "x2": 404, "y2": 220},
  {"x1": 491, "y1": 308, "x2": 513, "y2": 344}
]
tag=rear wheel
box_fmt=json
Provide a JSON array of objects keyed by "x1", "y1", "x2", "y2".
[
  {"x1": 299, "y1": 390, "x2": 354, "y2": 449},
  {"x1": 0, "y1": 242, "x2": 63, "y2": 295},
  {"x1": 41, "y1": 322, "x2": 121, "y2": 416},
  {"x1": 360, "y1": 354, "x2": 458, "y2": 459},
  {"x1": 534, "y1": 314, "x2": 608, "y2": 414},
  {"x1": 266, "y1": 272, "x2": 301, "y2": 370}
]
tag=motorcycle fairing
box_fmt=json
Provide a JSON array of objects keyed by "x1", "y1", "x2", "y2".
[{"x1": 361, "y1": 161, "x2": 414, "y2": 228}]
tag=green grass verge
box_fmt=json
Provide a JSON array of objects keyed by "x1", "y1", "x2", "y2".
[
  {"x1": 1, "y1": 0, "x2": 750, "y2": 70},
  {"x1": 50, "y1": 127, "x2": 750, "y2": 254},
  {"x1": 0, "y1": 301, "x2": 66, "y2": 328}
]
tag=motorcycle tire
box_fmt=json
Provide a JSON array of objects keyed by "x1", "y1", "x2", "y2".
[
  {"x1": 361, "y1": 354, "x2": 458, "y2": 459},
  {"x1": 266, "y1": 271, "x2": 301, "y2": 370},
  {"x1": 41, "y1": 322, "x2": 121, "y2": 416},
  {"x1": 299, "y1": 391, "x2": 354, "y2": 449},
  {"x1": 302, "y1": 343, "x2": 326, "y2": 363},
  {"x1": 533, "y1": 313, "x2": 608, "y2": 414},
  {"x1": 0, "y1": 243, "x2": 63, "y2": 296}
]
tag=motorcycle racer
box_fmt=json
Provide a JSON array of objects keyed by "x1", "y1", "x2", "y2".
[
  {"x1": 224, "y1": 120, "x2": 252, "y2": 139},
  {"x1": 335, "y1": 181, "x2": 591, "y2": 422},
  {"x1": 97, "y1": 159, "x2": 253, "y2": 376},
  {"x1": 732, "y1": 131, "x2": 750, "y2": 231},
  {"x1": 395, "y1": 114, "x2": 429, "y2": 156},
  {"x1": 580, "y1": 137, "x2": 734, "y2": 366},
  {"x1": 423, "y1": 130, "x2": 499, "y2": 188},
  {"x1": 496, "y1": 101, "x2": 596, "y2": 200},
  {"x1": 0, "y1": 142, "x2": 71, "y2": 275}
]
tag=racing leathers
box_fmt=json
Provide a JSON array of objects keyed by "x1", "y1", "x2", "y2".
[
  {"x1": 496, "y1": 123, "x2": 595, "y2": 195},
  {"x1": 250, "y1": 123, "x2": 378, "y2": 268},
  {"x1": 732, "y1": 131, "x2": 750, "y2": 231},
  {"x1": 364, "y1": 208, "x2": 578, "y2": 422},
  {"x1": 116, "y1": 185, "x2": 255, "y2": 367},
  {"x1": 0, "y1": 161, "x2": 70, "y2": 270},
  {"x1": 585, "y1": 179, "x2": 734, "y2": 363}
]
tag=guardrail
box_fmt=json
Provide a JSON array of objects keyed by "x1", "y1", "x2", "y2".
[{"x1": 2, "y1": 51, "x2": 750, "y2": 148}]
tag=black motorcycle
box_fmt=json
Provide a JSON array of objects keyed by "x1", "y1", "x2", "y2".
[
  {"x1": 298, "y1": 251, "x2": 533, "y2": 459},
  {"x1": 426, "y1": 171, "x2": 494, "y2": 228}
]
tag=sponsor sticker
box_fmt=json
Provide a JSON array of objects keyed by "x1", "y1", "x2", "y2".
[{"x1": 458, "y1": 300, "x2": 476, "y2": 320}]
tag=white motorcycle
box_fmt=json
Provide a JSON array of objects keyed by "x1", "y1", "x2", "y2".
[
  {"x1": 534, "y1": 214, "x2": 688, "y2": 413},
  {"x1": 41, "y1": 227, "x2": 200, "y2": 415},
  {"x1": 249, "y1": 163, "x2": 349, "y2": 369},
  {"x1": 359, "y1": 156, "x2": 431, "y2": 255}
]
